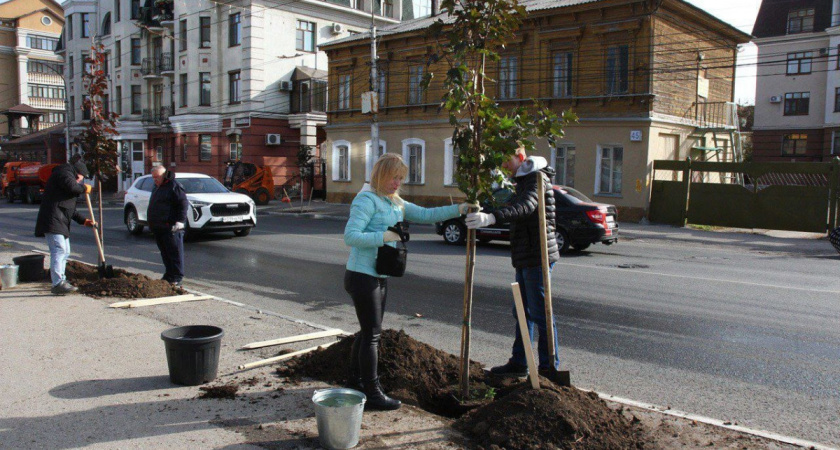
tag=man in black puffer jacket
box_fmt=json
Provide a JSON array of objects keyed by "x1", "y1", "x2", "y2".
[
  {"x1": 35, "y1": 161, "x2": 97, "y2": 295},
  {"x1": 147, "y1": 166, "x2": 189, "y2": 286},
  {"x1": 466, "y1": 148, "x2": 560, "y2": 377}
]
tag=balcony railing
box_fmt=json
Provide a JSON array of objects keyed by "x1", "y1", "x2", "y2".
[
  {"x1": 692, "y1": 101, "x2": 738, "y2": 129},
  {"x1": 140, "y1": 54, "x2": 174, "y2": 77},
  {"x1": 28, "y1": 97, "x2": 65, "y2": 110},
  {"x1": 141, "y1": 107, "x2": 172, "y2": 126}
]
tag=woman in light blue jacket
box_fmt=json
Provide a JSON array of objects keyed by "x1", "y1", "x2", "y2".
[{"x1": 344, "y1": 153, "x2": 471, "y2": 411}]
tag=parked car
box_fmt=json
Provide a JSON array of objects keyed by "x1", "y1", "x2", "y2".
[
  {"x1": 435, "y1": 185, "x2": 618, "y2": 252},
  {"x1": 123, "y1": 173, "x2": 256, "y2": 237}
]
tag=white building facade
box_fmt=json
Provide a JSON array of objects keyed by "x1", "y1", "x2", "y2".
[{"x1": 60, "y1": 0, "x2": 420, "y2": 192}]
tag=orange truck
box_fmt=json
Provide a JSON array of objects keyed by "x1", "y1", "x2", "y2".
[{"x1": 2, "y1": 162, "x2": 59, "y2": 204}]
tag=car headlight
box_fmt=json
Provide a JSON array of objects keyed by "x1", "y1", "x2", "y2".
[{"x1": 190, "y1": 200, "x2": 211, "y2": 207}]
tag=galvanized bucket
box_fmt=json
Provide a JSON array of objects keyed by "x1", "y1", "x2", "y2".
[
  {"x1": 0, "y1": 264, "x2": 19, "y2": 289},
  {"x1": 312, "y1": 388, "x2": 366, "y2": 449}
]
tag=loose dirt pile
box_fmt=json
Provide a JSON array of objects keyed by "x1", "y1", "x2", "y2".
[
  {"x1": 456, "y1": 381, "x2": 648, "y2": 449},
  {"x1": 199, "y1": 383, "x2": 239, "y2": 400},
  {"x1": 281, "y1": 329, "x2": 652, "y2": 448},
  {"x1": 278, "y1": 329, "x2": 487, "y2": 416},
  {"x1": 66, "y1": 261, "x2": 184, "y2": 299}
]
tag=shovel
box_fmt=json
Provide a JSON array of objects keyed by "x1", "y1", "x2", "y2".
[
  {"x1": 84, "y1": 193, "x2": 115, "y2": 279},
  {"x1": 537, "y1": 178, "x2": 570, "y2": 387}
]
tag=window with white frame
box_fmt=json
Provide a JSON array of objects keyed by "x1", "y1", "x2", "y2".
[
  {"x1": 499, "y1": 55, "x2": 518, "y2": 99},
  {"x1": 554, "y1": 144, "x2": 575, "y2": 187},
  {"x1": 230, "y1": 142, "x2": 242, "y2": 160},
  {"x1": 402, "y1": 139, "x2": 425, "y2": 184},
  {"x1": 332, "y1": 141, "x2": 351, "y2": 181},
  {"x1": 365, "y1": 140, "x2": 387, "y2": 182},
  {"x1": 443, "y1": 138, "x2": 460, "y2": 186},
  {"x1": 596, "y1": 145, "x2": 623, "y2": 194}
]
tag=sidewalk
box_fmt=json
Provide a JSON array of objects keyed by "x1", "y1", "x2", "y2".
[{"x1": 0, "y1": 248, "x2": 459, "y2": 449}]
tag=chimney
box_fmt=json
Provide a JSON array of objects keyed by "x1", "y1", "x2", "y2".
[{"x1": 431, "y1": 0, "x2": 440, "y2": 16}]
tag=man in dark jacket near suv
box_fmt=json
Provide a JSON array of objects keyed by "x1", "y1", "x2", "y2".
[
  {"x1": 466, "y1": 148, "x2": 561, "y2": 377},
  {"x1": 35, "y1": 161, "x2": 96, "y2": 295},
  {"x1": 147, "y1": 166, "x2": 189, "y2": 286}
]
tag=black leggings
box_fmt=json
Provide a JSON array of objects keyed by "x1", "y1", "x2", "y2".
[{"x1": 344, "y1": 270, "x2": 388, "y2": 383}]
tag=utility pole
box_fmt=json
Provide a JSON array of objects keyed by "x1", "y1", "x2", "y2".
[{"x1": 370, "y1": 10, "x2": 379, "y2": 160}]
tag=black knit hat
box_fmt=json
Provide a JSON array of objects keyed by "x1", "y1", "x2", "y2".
[{"x1": 73, "y1": 161, "x2": 89, "y2": 178}]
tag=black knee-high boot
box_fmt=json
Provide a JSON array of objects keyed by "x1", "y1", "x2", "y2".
[{"x1": 345, "y1": 333, "x2": 363, "y2": 391}]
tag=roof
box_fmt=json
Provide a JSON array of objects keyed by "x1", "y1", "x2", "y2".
[
  {"x1": 0, "y1": 124, "x2": 63, "y2": 148},
  {"x1": 292, "y1": 66, "x2": 328, "y2": 81},
  {"x1": 2, "y1": 104, "x2": 47, "y2": 115},
  {"x1": 321, "y1": 0, "x2": 749, "y2": 49}
]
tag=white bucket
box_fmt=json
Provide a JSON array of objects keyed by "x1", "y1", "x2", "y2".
[
  {"x1": 0, "y1": 264, "x2": 19, "y2": 289},
  {"x1": 312, "y1": 388, "x2": 366, "y2": 449}
]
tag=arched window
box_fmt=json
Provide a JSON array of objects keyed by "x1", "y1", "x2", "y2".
[
  {"x1": 332, "y1": 140, "x2": 351, "y2": 181},
  {"x1": 401, "y1": 138, "x2": 425, "y2": 184},
  {"x1": 365, "y1": 140, "x2": 387, "y2": 182},
  {"x1": 100, "y1": 12, "x2": 112, "y2": 36}
]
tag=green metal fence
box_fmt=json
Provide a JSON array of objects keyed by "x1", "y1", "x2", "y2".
[{"x1": 649, "y1": 158, "x2": 840, "y2": 233}]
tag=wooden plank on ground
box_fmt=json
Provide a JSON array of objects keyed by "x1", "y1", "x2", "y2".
[
  {"x1": 237, "y1": 341, "x2": 338, "y2": 370},
  {"x1": 108, "y1": 294, "x2": 213, "y2": 309},
  {"x1": 240, "y1": 329, "x2": 344, "y2": 350}
]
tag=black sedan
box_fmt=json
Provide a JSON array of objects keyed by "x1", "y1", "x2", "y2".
[{"x1": 435, "y1": 186, "x2": 618, "y2": 253}]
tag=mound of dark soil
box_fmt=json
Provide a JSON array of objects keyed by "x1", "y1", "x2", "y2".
[
  {"x1": 278, "y1": 329, "x2": 487, "y2": 416},
  {"x1": 66, "y1": 261, "x2": 184, "y2": 299},
  {"x1": 456, "y1": 382, "x2": 649, "y2": 450},
  {"x1": 199, "y1": 383, "x2": 239, "y2": 399}
]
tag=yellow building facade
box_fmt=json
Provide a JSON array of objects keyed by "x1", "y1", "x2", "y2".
[{"x1": 321, "y1": 0, "x2": 750, "y2": 220}]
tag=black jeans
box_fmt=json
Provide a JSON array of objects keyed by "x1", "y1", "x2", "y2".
[
  {"x1": 154, "y1": 230, "x2": 184, "y2": 283},
  {"x1": 344, "y1": 270, "x2": 388, "y2": 384}
]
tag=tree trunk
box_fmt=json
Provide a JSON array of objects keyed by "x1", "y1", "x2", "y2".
[{"x1": 459, "y1": 217, "x2": 478, "y2": 399}]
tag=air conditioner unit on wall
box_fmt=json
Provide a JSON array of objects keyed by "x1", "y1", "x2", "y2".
[
  {"x1": 769, "y1": 95, "x2": 781, "y2": 103},
  {"x1": 331, "y1": 23, "x2": 344, "y2": 35},
  {"x1": 279, "y1": 81, "x2": 292, "y2": 92},
  {"x1": 266, "y1": 134, "x2": 282, "y2": 145}
]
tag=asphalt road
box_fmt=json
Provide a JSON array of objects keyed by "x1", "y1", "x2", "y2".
[{"x1": 1, "y1": 202, "x2": 839, "y2": 447}]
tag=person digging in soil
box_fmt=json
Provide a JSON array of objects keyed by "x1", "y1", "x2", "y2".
[
  {"x1": 343, "y1": 153, "x2": 473, "y2": 411},
  {"x1": 147, "y1": 166, "x2": 189, "y2": 287},
  {"x1": 466, "y1": 147, "x2": 561, "y2": 378},
  {"x1": 34, "y1": 159, "x2": 97, "y2": 295}
]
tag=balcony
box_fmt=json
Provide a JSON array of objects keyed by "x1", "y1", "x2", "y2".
[
  {"x1": 141, "y1": 107, "x2": 172, "y2": 126},
  {"x1": 137, "y1": 0, "x2": 173, "y2": 31},
  {"x1": 28, "y1": 97, "x2": 65, "y2": 110},
  {"x1": 691, "y1": 101, "x2": 738, "y2": 129},
  {"x1": 140, "y1": 54, "x2": 174, "y2": 78}
]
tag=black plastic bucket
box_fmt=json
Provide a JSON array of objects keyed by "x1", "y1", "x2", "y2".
[
  {"x1": 160, "y1": 325, "x2": 224, "y2": 386},
  {"x1": 12, "y1": 254, "x2": 45, "y2": 282}
]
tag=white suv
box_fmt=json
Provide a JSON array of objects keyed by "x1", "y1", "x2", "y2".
[{"x1": 124, "y1": 173, "x2": 257, "y2": 237}]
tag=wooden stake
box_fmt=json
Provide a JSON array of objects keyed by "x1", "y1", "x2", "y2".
[
  {"x1": 511, "y1": 283, "x2": 540, "y2": 389},
  {"x1": 240, "y1": 329, "x2": 344, "y2": 350},
  {"x1": 108, "y1": 294, "x2": 213, "y2": 308},
  {"x1": 307, "y1": 187, "x2": 314, "y2": 210},
  {"x1": 537, "y1": 177, "x2": 557, "y2": 369},
  {"x1": 237, "y1": 341, "x2": 337, "y2": 370}
]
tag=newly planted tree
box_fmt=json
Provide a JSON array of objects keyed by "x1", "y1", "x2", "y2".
[
  {"x1": 77, "y1": 42, "x2": 120, "y2": 243},
  {"x1": 427, "y1": 0, "x2": 577, "y2": 398}
]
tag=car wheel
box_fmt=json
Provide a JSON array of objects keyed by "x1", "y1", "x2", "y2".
[
  {"x1": 21, "y1": 187, "x2": 32, "y2": 204},
  {"x1": 234, "y1": 228, "x2": 252, "y2": 237},
  {"x1": 556, "y1": 228, "x2": 570, "y2": 253},
  {"x1": 125, "y1": 207, "x2": 144, "y2": 235},
  {"x1": 570, "y1": 242, "x2": 591, "y2": 252},
  {"x1": 5, "y1": 190, "x2": 14, "y2": 203},
  {"x1": 442, "y1": 220, "x2": 467, "y2": 245},
  {"x1": 254, "y1": 188, "x2": 270, "y2": 205}
]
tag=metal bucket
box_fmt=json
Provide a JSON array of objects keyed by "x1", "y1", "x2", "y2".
[
  {"x1": 0, "y1": 264, "x2": 19, "y2": 289},
  {"x1": 312, "y1": 388, "x2": 366, "y2": 449}
]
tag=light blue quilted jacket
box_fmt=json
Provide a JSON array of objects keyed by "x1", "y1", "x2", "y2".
[{"x1": 344, "y1": 184, "x2": 460, "y2": 278}]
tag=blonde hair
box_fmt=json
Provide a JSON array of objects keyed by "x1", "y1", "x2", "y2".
[{"x1": 370, "y1": 153, "x2": 408, "y2": 202}]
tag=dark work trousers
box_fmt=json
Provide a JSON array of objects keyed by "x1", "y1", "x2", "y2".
[
  {"x1": 154, "y1": 230, "x2": 185, "y2": 283},
  {"x1": 344, "y1": 270, "x2": 388, "y2": 384}
]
